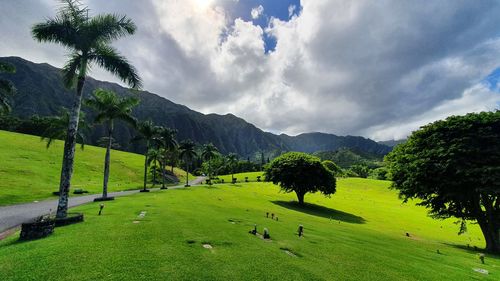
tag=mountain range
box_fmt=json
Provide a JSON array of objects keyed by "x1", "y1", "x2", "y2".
[{"x1": 0, "y1": 56, "x2": 391, "y2": 158}]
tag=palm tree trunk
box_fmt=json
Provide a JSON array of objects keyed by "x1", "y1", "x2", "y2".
[
  {"x1": 143, "y1": 141, "x2": 149, "y2": 191},
  {"x1": 102, "y1": 121, "x2": 113, "y2": 198},
  {"x1": 56, "y1": 67, "x2": 86, "y2": 219},
  {"x1": 152, "y1": 163, "x2": 157, "y2": 186},
  {"x1": 185, "y1": 161, "x2": 189, "y2": 186},
  {"x1": 161, "y1": 152, "x2": 167, "y2": 188}
]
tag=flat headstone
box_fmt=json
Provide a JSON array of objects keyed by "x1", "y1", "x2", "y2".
[
  {"x1": 473, "y1": 268, "x2": 488, "y2": 275},
  {"x1": 202, "y1": 244, "x2": 213, "y2": 249}
]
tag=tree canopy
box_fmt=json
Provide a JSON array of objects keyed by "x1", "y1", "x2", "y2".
[
  {"x1": 265, "y1": 152, "x2": 336, "y2": 205},
  {"x1": 386, "y1": 111, "x2": 500, "y2": 253}
]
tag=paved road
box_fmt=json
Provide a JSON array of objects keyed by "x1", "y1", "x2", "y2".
[{"x1": 0, "y1": 177, "x2": 205, "y2": 234}]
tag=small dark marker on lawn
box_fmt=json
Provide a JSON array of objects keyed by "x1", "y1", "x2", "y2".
[{"x1": 98, "y1": 204, "x2": 104, "y2": 215}]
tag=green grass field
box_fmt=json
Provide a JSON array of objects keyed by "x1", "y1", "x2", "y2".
[
  {"x1": 1, "y1": 178, "x2": 498, "y2": 280},
  {"x1": 0, "y1": 130, "x2": 190, "y2": 205},
  {"x1": 215, "y1": 171, "x2": 264, "y2": 183}
]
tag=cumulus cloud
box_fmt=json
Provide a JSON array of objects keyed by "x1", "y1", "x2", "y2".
[
  {"x1": 0, "y1": 0, "x2": 499, "y2": 141},
  {"x1": 250, "y1": 5, "x2": 264, "y2": 19}
]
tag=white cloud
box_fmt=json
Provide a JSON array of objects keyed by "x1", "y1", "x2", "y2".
[
  {"x1": 1, "y1": 0, "x2": 500, "y2": 141},
  {"x1": 251, "y1": 5, "x2": 264, "y2": 20},
  {"x1": 288, "y1": 5, "x2": 296, "y2": 18}
]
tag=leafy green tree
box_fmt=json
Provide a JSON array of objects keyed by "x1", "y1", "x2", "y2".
[
  {"x1": 157, "y1": 127, "x2": 178, "y2": 189},
  {"x1": 265, "y1": 152, "x2": 336, "y2": 205},
  {"x1": 179, "y1": 140, "x2": 197, "y2": 187},
  {"x1": 85, "y1": 88, "x2": 139, "y2": 199},
  {"x1": 351, "y1": 164, "x2": 369, "y2": 178},
  {"x1": 201, "y1": 143, "x2": 219, "y2": 182},
  {"x1": 226, "y1": 153, "x2": 238, "y2": 183},
  {"x1": 41, "y1": 108, "x2": 90, "y2": 149},
  {"x1": 32, "y1": 0, "x2": 141, "y2": 218},
  {"x1": 322, "y1": 160, "x2": 342, "y2": 177},
  {"x1": 370, "y1": 167, "x2": 390, "y2": 180},
  {"x1": 134, "y1": 120, "x2": 160, "y2": 191},
  {"x1": 0, "y1": 62, "x2": 16, "y2": 114},
  {"x1": 386, "y1": 111, "x2": 500, "y2": 253}
]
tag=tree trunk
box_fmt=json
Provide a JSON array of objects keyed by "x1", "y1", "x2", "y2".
[
  {"x1": 478, "y1": 217, "x2": 500, "y2": 254},
  {"x1": 185, "y1": 162, "x2": 189, "y2": 186},
  {"x1": 152, "y1": 163, "x2": 157, "y2": 187},
  {"x1": 56, "y1": 71, "x2": 86, "y2": 219},
  {"x1": 296, "y1": 191, "x2": 305, "y2": 205},
  {"x1": 161, "y1": 154, "x2": 166, "y2": 188},
  {"x1": 102, "y1": 121, "x2": 113, "y2": 198},
  {"x1": 143, "y1": 143, "x2": 148, "y2": 191}
]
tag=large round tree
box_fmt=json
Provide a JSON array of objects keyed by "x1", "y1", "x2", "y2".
[
  {"x1": 386, "y1": 111, "x2": 500, "y2": 253},
  {"x1": 265, "y1": 152, "x2": 336, "y2": 205},
  {"x1": 32, "y1": 0, "x2": 141, "y2": 218}
]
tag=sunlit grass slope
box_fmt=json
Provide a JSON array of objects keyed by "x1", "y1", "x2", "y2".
[
  {"x1": 0, "y1": 130, "x2": 189, "y2": 205},
  {"x1": 216, "y1": 171, "x2": 264, "y2": 182},
  {"x1": 0, "y1": 179, "x2": 497, "y2": 280}
]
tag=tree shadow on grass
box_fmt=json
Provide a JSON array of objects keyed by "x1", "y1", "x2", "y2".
[
  {"x1": 271, "y1": 200, "x2": 366, "y2": 224},
  {"x1": 443, "y1": 243, "x2": 500, "y2": 258}
]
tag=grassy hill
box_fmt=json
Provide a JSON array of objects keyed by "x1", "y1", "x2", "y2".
[
  {"x1": 1, "y1": 179, "x2": 498, "y2": 280},
  {"x1": 0, "y1": 130, "x2": 189, "y2": 205}
]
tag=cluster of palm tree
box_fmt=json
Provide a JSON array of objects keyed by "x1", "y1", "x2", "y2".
[
  {"x1": 133, "y1": 122, "x2": 180, "y2": 191},
  {"x1": 28, "y1": 0, "x2": 241, "y2": 219}
]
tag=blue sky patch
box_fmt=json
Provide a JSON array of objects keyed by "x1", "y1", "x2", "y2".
[
  {"x1": 221, "y1": 0, "x2": 301, "y2": 53},
  {"x1": 483, "y1": 67, "x2": 500, "y2": 92}
]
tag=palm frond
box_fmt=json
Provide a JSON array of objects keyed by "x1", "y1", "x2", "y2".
[
  {"x1": 32, "y1": 15, "x2": 79, "y2": 48},
  {"x1": 89, "y1": 44, "x2": 142, "y2": 89},
  {"x1": 61, "y1": 53, "x2": 82, "y2": 88},
  {"x1": 85, "y1": 14, "x2": 136, "y2": 44}
]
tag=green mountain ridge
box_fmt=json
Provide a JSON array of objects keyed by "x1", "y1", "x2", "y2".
[{"x1": 0, "y1": 56, "x2": 392, "y2": 157}]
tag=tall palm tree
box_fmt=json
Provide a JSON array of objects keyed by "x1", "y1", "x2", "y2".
[
  {"x1": 41, "y1": 108, "x2": 90, "y2": 150},
  {"x1": 0, "y1": 62, "x2": 16, "y2": 114},
  {"x1": 85, "y1": 88, "x2": 139, "y2": 200},
  {"x1": 226, "y1": 153, "x2": 238, "y2": 183},
  {"x1": 147, "y1": 148, "x2": 162, "y2": 187},
  {"x1": 179, "y1": 140, "x2": 197, "y2": 187},
  {"x1": 201, "y1": 143, "x2": 218, "y2": 182},
  {"x1": 157, "y1": 127, "x2": 178, "y2": 189},
  {"x1": 134, "y1": 120, "x2": 160, "y2": 192},
  {"x1": 32, "y1": 0, "x2": 141, "y2": 218}
]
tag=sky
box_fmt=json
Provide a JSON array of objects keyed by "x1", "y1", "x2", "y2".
[{"x1": 0, "y1": 0, "x2": 499, "y2": 141}]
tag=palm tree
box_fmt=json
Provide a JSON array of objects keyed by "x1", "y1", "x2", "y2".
[
  {"x1": 134, "y1": 120, "x2": 160, "y2": 192},
  {"x1": 201, "y1": 143, "x2": 218, "y2": 183},
  {"x1": 85, "y1": 88, "x2": 139, "y2": 200},
  {"x1": 41, "y1": 108, "x2": 90, "y2": 150},
  {"x1": 179, "y1": 140, "x2": 197, "y2": 187},
  {"x1": 0, "y1": 62, "x2": 16, "y2": 114},
  {"x1": 147, "y1": 148, "x2": 162, "y2": 187},
  {"x1": 32, "y1": 0, "x2": 141, "y2": 218},
  {"x1": 226, "y1": 153, "x2": 238, "y2": 183},
  {"x1": 157, "y1": 127, "x2": 177, "y2": 189}
]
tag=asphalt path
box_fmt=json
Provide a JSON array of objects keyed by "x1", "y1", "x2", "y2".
[{"x1": 0, "y1": 177, "x2": 205, "y2": 234}]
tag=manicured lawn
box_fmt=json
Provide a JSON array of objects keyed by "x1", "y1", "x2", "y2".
[
  {"x1": 1, "y1": 178, "x2": 497, "y2": 280},
  {"x1": 0, "y1": 130, "x2": 190, "y2": 205}
]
